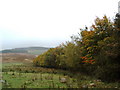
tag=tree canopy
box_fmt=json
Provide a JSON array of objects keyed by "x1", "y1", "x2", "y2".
[{"x1": 33, "y1": 14, "x2": 120, "y2": 82}]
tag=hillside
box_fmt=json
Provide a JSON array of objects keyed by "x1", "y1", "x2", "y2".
[{"x1": 0, "y1": 47, "x2": 50, "y2": 55}]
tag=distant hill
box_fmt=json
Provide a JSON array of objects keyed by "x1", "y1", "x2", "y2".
[{"x1": 0, "y1": 47, "x2": 50, "y2": 55}]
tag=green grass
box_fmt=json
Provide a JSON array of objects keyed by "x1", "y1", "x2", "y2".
[
  {"x1": 0, "y1": 63, "x2": 2, "y2": 68},
  {"x1": 2, "y1": 63, "x2": 120, "y2": 88},
  {"x1": 2, "y1": 72, "x2": 78, "y2": 88},
  {"x1": 0, "y1": 63, "x2": 2, "y2": 71},
  {"x1": 2, "y1": 62, "x2": 24, "y2": 68},
  {"x1": 3, "y1": 72, "x2": 32, "y2": 88}
]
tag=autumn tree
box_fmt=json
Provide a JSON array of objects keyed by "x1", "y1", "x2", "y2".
[{"x1": 33, "y1": 14, "x2": 120, "y2": 81}]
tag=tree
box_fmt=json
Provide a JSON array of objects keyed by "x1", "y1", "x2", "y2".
[{"x1": 33, "y1": 14, "x2": 120, "y2": 82}]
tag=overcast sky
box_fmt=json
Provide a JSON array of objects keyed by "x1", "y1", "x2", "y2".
[{"x1": 0, "y1": 0, "x2": 119, "y2": 50}]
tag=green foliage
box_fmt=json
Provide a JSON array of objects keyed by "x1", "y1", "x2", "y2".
[{"x1": 62, "y1": 42, "x2": 80, "y2": 69}]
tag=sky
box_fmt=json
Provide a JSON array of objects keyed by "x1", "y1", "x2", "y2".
[{"x1": 0, "y1": 0, "x2": 119, "y2": 50}]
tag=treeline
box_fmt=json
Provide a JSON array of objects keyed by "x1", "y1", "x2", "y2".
[{"x1": 33, "y1": 14, "x2": 120, "y2": 82}]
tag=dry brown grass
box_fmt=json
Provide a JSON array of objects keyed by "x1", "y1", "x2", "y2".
[{"x1": 2, "y1": 53, "x2": 36, "y2": 63}]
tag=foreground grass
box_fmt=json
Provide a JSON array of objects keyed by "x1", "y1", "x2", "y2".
[
  {"x1": 2, "y1": 63, "x2": 120, "y2": 88},
  {"x1": 2, "y1": 72, "x2": 78, "y2": 88}
]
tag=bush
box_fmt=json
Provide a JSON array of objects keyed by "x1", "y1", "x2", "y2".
[{"x1": 94, "y1": 64, "x2": 120, "y2": 82}]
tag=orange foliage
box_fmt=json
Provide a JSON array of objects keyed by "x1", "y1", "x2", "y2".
[{"x1": 80, "y1": 56, "x2": 95, "y2": 64}]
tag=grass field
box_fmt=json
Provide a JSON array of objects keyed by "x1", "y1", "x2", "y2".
[
  {"x1": 2, "y1": 63, "x2": 120, "y2": 88},
  {"x1": 1, "y1": 53, "x2": 120, "y2": 89},
  {"x1": 2, "y1": 63, "x2": 78, "y2": 88},
  {"x1": 2, "y1": 72, "x2": 77, "y2": 88}
]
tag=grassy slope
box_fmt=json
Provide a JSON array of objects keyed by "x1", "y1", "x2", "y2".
[{"x1": 2, "y1": 63, "x2": 120, "y2": 88}]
